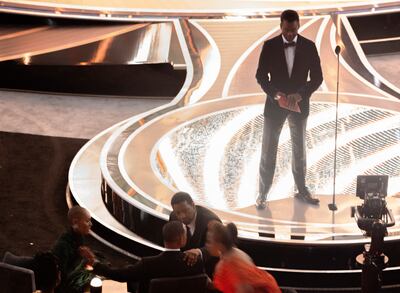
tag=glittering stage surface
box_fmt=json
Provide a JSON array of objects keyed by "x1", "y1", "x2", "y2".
[{"x1": 156, "y1": 102, "x2": 400, "y2": 210}]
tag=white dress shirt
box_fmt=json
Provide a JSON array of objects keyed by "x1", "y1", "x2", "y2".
[
  {"x1": 187, "y1": 212, "x2": 197, "y2": 236},
  {"x1": 186, "y1": 212, "x2": 203, "y2": 258},
  {"x1": 282, "y1": 35, "x2": 298, "y2": 78}
]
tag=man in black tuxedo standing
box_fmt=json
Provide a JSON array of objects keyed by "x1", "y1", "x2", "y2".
[
  {"x1": 255, "y1": 10, "x2": 323, "y2": 209},
  {"x1": 169, "y1": 192, "x2": 221, "y2": 276},
  {"x1": 91, "y1": 221, "x2": 204, "y2": 293}
]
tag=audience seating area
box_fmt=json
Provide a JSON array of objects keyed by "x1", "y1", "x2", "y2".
[
  {"x1": 1, "y1": 251, "x2": 211, "y2": 293},
  {"x1": 1, "y1": 252, "x2": 35, "y2": 293},
  {"x1": 0, "y1": 262, "x2": 36, "y2": 293}
]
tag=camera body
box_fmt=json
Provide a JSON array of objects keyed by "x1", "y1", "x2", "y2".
[
  {"x1": 353, "y1": 175, "x2": 394, "y2": 235},
  {"x1": 356, "y1": 175, "x2": 388, "y2": 220},
  {"x1": 356, "y1": 175, "x2": 388, "y2": 199},
  {"x1": 361, "y1": 193, "x2": 386, "y2": 220}
]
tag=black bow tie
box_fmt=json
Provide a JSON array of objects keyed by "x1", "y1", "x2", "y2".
[{"x1": 284, "y1": 42, "x2": 296, "y2": 49}]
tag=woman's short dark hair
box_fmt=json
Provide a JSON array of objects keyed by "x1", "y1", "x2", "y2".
[
  {"x1": 170, "y1": 191, "x2": 194, "y2": 206},
  {"x1": 280, "y1": 10, "x2": 299, "y2": 23},
  {"x1": 210, "y1": 222, "x2": 238, "y2": 251}
]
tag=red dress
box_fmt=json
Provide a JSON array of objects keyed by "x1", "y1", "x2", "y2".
[{"x1": 213, "y1": 250, "x2": 281, "y2": 293}]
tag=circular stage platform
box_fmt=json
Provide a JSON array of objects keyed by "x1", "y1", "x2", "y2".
[
  {"x1": 104, "y1": 92, "x2": 400, "y2": 244},
  {"x1": 63, "y1": 5, "x2": 400, "y2": 291}
]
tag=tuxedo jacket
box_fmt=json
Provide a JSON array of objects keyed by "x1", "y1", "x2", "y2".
[
  {"x1": 256, "y1": 34, "x2": 323, "y2": 118},
  {"x1": 93, "y1": 251, "x2": 204, "y2": 293},
  {"x1": 169, "y1": 205, "x2": 221, "y2": 253}
]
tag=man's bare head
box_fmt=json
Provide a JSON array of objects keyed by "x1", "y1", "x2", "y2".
[{"x1": 68, "y1": 206, "x2": 92, "y2": 236}]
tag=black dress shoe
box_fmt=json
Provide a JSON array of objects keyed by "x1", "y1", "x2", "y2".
[
  {"x1": 295, "y1": 191, "x2": 319, "y2": 205},
  {"x1": 256, "y1": 197, "x2": 267, "y2": 209}
]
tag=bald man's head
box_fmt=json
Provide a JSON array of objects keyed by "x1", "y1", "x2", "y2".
[{"x1": 68, "y1": 206, "x2": 92, "y2": 236}]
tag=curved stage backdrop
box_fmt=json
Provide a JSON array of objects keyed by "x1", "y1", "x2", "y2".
[{"x1": 2, "y1": 1, "x2": 398, "y2": 290}]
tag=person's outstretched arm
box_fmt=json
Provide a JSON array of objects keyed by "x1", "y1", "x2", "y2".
[{"x1": 93, "y1": 260, "x2": 144, "y2": 283}]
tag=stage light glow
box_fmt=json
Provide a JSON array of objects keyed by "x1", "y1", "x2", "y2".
[
  {"x1": 90, "y1": 277, "x2": 102, "y2": 287},
  {"x1": 273, "y1": 111, "x2": 400, "y2": 198},
  {"x1": 158, "y1": 136, "x2": 197, "y2": 198},
  {"x1": 22, "y1": 54, "x2": 31, "y2": 65},
  {"x1": 188, "y1": 21, "x2": 222, "y2": 104},
  {"x1": 237, "y1": 146, "x2": 261, "y2": 207},
  {"x1": 315, "y1": 16, "x2": 330, "y2": 91},
  {"x1": 203, "y1": 106, "x2": 262, "y2": 208},
  {"x1": 134, "y1": 25, "x2": 157, "y2": 63},
  {"x1": 90, "y1": 277, "x2": 102, "y2": 293},
  {"x1": 155, "y1": 103, "x2": 399, "y2": 209},
  {"x1": 329, "y1": 24, "x2": 395, "y2": 100},
  {"x1": 320, "y1": 144, "x2": 400, "y2": 195}
]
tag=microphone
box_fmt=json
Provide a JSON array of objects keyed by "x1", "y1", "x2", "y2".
[{"x1": 329, "y1": 45, "x2": 341, "y2": 212}]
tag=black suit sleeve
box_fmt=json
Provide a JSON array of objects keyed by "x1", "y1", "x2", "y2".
[
  {"x1": 297, "y1": 42, "x2": 323, "y2": 98},
  {"x1": 256, "y1": 42, "x2": 279, "y2": 98},
  {"x1": 93, "y1": 261, "x2": 145, "y2": 283}
]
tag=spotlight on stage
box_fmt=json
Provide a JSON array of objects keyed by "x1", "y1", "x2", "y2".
[{"x1": 351, "y1": 175, "x2": 395, "y2": 293}]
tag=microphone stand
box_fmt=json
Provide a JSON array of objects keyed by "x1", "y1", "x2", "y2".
[{"x1": 328, "y1": 45, "x2": 341, "y2": 212}]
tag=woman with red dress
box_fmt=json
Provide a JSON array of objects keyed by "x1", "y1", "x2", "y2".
[{"x1": 206, "y1": 222, "x2": 281, "y2": 293}]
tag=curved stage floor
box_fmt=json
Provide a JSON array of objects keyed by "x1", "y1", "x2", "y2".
[{"x1": 65, "y1": 5, "x2": 400, "y2": 290}]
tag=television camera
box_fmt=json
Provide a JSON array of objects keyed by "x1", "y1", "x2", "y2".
[
  {"x1": 351, "y1": 175, "x2": 395, "y2": 293},
  {"x1": 353, "y1": 175, "x2": 394, "y2": 235}
]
